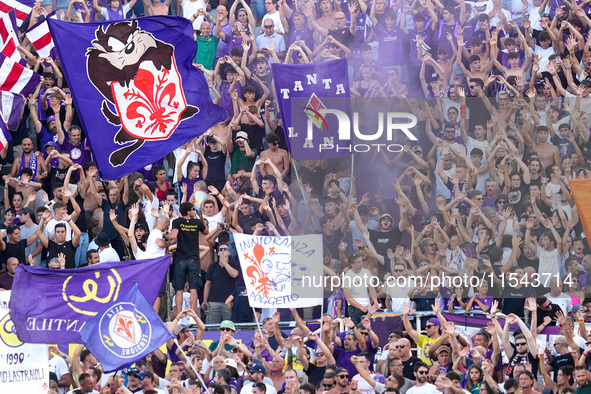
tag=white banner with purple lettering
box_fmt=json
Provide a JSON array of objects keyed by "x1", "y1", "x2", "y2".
[
  {"x1": 234, "y1": 234, "x2": 323, "y2": 308},
  {"x1": 0, "y1": 291, "x2": 49, "y2": 393}
]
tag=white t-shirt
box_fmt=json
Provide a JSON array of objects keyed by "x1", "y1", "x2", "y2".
[
  {"x1": 44, "y1": 219, "x2": 72, "y2": 241},
  {"x1": 203, "y1": 211, "x2": 224, "y2": 233},
  {"x1": 547, "y1": 293, "x2": 573, "y2": 316},
  {"x1": 145, "y1": 228, "x2": 166, "y2": 258},
  {"x1": 342, "y1": 268, "x2": 372, "y2": 307},
  {"x1": 353, "y1": 372, "x2": 377, "y2": 394},
  {"x1": 99, "y1": 246, "x2": 120, "y2": 263},
  {"x1": 537, "y1": 246, "x2": 561, "y2": 285},
  {"x1": 406, "y1": 383, "x2": 440, "y2": 394},
  {"x1": 534, "y1": 45, "x2": 556, "y2": 73},
  {"x1": 182, "y1": 0, "x2": 207, "y2": 30},
  {"x1": 173, "y1": 146, "x2": 200, "y2": 185},
  {"x1": 262, "y1": 12, "x2": 284, "y2": 34},
  {"x1": 49, "y1": 355, "x2": 70, "y2": 394}
]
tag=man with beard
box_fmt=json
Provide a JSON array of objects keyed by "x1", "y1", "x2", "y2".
[
  {"x1": 406, "y1": 363, "x2": 438, "y2": 393},
  {"x1": 0, "y1": 257, "x2": 19, "y2": 290},
  {"x1": 57, "y1": 125, "x2": 92, "y2": 168},
  {"x1": 502, "y1": 313, "x2": 539, "y2": 379},
  {"x1": 10, "y1": 138, "x2": 42, "y2": 180}
]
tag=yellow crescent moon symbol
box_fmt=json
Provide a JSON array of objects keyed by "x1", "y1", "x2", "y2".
[{"x1": 0, "y1": 313, "x2": 23, "y2": 348}]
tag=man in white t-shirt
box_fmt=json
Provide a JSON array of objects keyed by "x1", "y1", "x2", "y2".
[
  {"x1": 96, "y1": 232, "x2": 120, "y2": 263},
  {"x1": 352, "y1": 353, "x2": 379, "y2": 394},
  {"x1": 406, "y1": 362, "x2": 439, "y2": 394},
  {"x1": 179, "y1": 0, "x2": 207, "y2": 30},
  {"x1": 202, "y1": 199, "x2": 226, "y2": 232},
  {"x1": 261, "y1": 0, "x2": 285, "y2": 33},
  {"x1": 145, "y1": 216, "x2": 171, "y2": 258},
  {"x1": 342, "y1": 253, "x2": 377, "y2": 325},
  {"x1": 49, "y1": 349, "x2": 72, "y2": 394}
]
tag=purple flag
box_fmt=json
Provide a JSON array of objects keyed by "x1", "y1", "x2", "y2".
[
  {"x1": 48, "y1": 16, "x2": 227, "y2": 180},
  {"x1": 8, "y1": 255, "x2": 171, "y2": 344},
  {"x1": 80, "y1": 283, "x2": 173, "y2": 373},
  {"x1": 1, "y1": 91, "x2": 24, "y2": 130},
  {"x1": 272, "y1": 59, "x2": 351, "y2": 160}
]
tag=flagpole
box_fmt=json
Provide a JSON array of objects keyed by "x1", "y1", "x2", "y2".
[
  {"x1": 253, "y1": 307, "x2": 265, "y2": 341},
  {"x1": 348, "y1": 154, "x2": 355, "y2": 202},
  {"x1": 173, "y1": 339, "x2": 208, "y2": 390},
  {"x1": 290, "y1": 159, "x2": 308, "y2": 206}
]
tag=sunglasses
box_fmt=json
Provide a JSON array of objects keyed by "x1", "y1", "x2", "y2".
[
  {"x1": 395, "y1": 345, "x2": 406, "y2": 349},
  {"x1": 220, "y1": 327, "x2": 233, "y2": 331},
  {"x1": 316, "y1": 352, "x2": 324, "y2": 356},
  {"x1": 417, "y1": 371, "x2": 428, "y2": 375},
  {"x1": 337, "y1": 374, "x2": 349, "y2": 379},
  {"x1": 425, "y1": 325, "x2": 436, "y2": 329},
  {"x1": 516, "y1": 342, "x2": 527, "y2": 346}
]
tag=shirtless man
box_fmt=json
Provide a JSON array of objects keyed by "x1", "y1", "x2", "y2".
[
  {"x1": 456, "y1": 36, "x2": 494, "y2": 82},
  {"x1": 315, "y1": 0, "x2": 334, "y2": 34},
  {"x1": 259, "y1": 132, "x2": 289, "y2": 180},
  {"x1": 490, "y1": 25, "x2": 531, "y2": 81},
  {"x1": 237, "y1": 74, "x2": 269, "y2": 123},
  {"x1": 521, "y1": 125, "x2": 561, "y2": 168},
  {"x1": 142, "y1": 0, "x2": 172, "y2": 15}
]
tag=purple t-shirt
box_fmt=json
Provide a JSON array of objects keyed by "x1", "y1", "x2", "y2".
[
  {"x1": 333, "y1": 346, "x2": 360, "y2": 378},
  {"x1": 374, "y1": 25, "x2": 404, "y2": 66},
  {"x1": 472, "y1": 296, "x2": 493, "y2": 311},
  {"x1": 61, "y1": 139, "x2": 92, "y2": 166}
]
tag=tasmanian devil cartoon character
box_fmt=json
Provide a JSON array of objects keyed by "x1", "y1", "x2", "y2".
[{"x1": 87, "y1": 20, "x2": 198, "y2": 166}]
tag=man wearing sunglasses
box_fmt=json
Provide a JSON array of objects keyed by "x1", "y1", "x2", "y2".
[
  {"x1": 406, "y1": 362, "x2": 438, "y2": 394},
  {"x1": 402, "y1": 302, "x2": 442, "y2": 365}
]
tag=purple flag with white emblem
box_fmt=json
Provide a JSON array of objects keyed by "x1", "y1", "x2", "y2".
[
  {"x1": 9, "y1": 255, "x2": 171, "y2": 344},
  {"x1": 48, "y1": 16, "x2": 227, "y2": 180},
  {"x1": 272, "y1": 59, "x2": 351, "y2": 160}
]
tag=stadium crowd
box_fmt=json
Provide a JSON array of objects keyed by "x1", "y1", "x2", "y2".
[{"x1": 6, "y1": 0, "x2": 591, "y2": 393}]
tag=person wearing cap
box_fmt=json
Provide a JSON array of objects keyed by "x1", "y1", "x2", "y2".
[
  {"x1": 94, "y1": 232, "x2": 120, "y2": 263},
  {"x1": 240, "y1": 362, "x2": 277, "y2": 394},
  {"x1": 401, "y1": 301, "x2": 441, "y2": 365},
  {"x1": 229, "y1": 129, "x2": 257, "y2": 174},
  {"x1": 352, "y1": 203, "x2": 405, "y2": 274}
]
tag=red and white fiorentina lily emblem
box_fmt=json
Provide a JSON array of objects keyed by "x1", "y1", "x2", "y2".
[
  {"x1": 113, "y1": 313, "x2": 136, "y2": 343},
  {"x1": 111, "y1": 57, "x2": 187, "y2": 140}
]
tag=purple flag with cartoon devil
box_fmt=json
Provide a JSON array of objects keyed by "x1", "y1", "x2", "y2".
[{"x1": 48, "y1": 16, "x2": 227, "y2": 180}]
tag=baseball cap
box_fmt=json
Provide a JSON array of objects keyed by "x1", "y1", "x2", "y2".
[
  {"x1": 44, "y1": 141, "x2": 57, "y2": 148},
  {"x1": 234, "y1": 131, "x2": 249, "y2": 142},
  {"x1": 573, "y1": 304, "x2": 586, "y2": 313},
  {"x1": 428, "y1": 318, "x2": 441, "y2": 328},
  {"x1": 220, "y1": 320, "x2": 236, "y2": 331},
  {"x1": 437, "y1": 345, "x2": 452, "y2": 354},
  {"x1": 411, "y1": 145, "x2": 423, "y2": 153},
  {"x1": 495, "y1": 194, "x2": 509, "y2": 204},
  {"x1": 247, "y1": 363, "x2": 266, "y2": 374},
  {"x1": 379, "y1": 213, "x2": 393, "y2": 221},
  {"x1": 582, "y1": 79, "x2": 591, "y2": 88},
  {"x1": 139, "y1": 370, "x2": 154, "y2": 380},
  {"x1": 225, "y1": 359, "x2": 238, "y2": 369},
  {"x1": 206, "y1": 136, "x2": 217, "y2": 144},
  {"x1": 47, "y1": 115, "x2": 56, "y2": 123}
]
